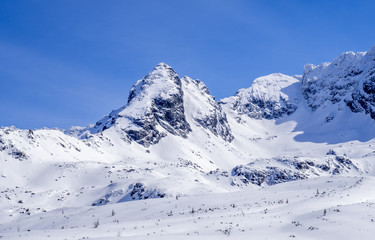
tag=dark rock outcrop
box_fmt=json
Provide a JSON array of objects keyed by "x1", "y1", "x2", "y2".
[
  {"x1": 89, "y1": 63, "x2": 191, "y2": 147},
  {"x1": 302, "y1": 46, "x2": 375, "y2": 120}
]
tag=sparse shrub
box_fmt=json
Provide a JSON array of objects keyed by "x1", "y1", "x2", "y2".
[
  {"x1": 222, "y1": 227, "x2": 231, "y2": 236},
  {"x1": 191, "y1": 207, "x2": 195, "y2": 214},
  {"x1": 308, "y1": 226, "x2": 318, "y2": 231},
  {"x1": 93, "y1": 219, "x2": 100, "y2": 228},
  {"x1": 292, "y1": 221, "x2": 301, "y2": 226}
]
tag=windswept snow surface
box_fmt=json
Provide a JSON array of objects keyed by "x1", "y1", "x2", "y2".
[
  {"x1": 2, "y1": 46, "x2": 375, "y2": 239},
  {"x1": 1, "y1": 177, "x2": 375, "y2": 239}
]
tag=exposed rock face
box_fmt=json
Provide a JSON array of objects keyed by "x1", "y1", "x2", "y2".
[
  {"x1": 92, "y1": 182, "x2": 166, "y2": 205},
  {"x1": 232, "y1": 164, "x2": 307, "y2": 186},
  {"x1": 92, "y1": 189, "x2": 125, "y2": 206},
  {"x1": 122, "y1": 182, "x2": 166, "y2": 201},
  {"x1": 182, "y1": 76, "x2": 233, "y2": 142},
  {"x1": 232, "y1": 156, "x2": 360, "y2": 186},
  {"x1": 87, "y1": 63, "x2": 234, "y2": 146},
  {"x1": 221, "y1": 73, "x2": 301, "y2": 120},
  {"x1": 0, "y1": 127, "x2": 30, "y2": 160},
  {"x1": 302, "y1": 46, "x2": 375, "y2": 119},
  {"x1": 90, "y1": 63, "x2": 192, "y2": 147}
]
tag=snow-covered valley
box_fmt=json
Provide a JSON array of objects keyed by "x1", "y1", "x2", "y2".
[{"x1": 1, "y1": 46, "x2": 375, "y2": 239}]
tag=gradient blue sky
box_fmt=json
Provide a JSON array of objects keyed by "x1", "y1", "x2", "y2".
[{"x1": 1, "y1": 0, "x2": 375, "y2": 129}]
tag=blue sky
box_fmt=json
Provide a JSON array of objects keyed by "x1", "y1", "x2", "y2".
[{"x1": 1, "y1": 0, "x2": 375, "y2": 129}]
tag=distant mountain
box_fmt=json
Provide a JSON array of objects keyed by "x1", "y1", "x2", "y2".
[{"x1": 302, "y1": 46, "x2": 375, "y2": 119}]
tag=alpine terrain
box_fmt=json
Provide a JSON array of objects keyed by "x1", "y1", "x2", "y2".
[{"x1": 1, "y1": 46, "x2": 375, "y2": 239}]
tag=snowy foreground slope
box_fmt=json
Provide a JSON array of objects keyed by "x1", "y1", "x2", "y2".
[
  {"x1": 0, "y1": 177, "x2": 375, "y2": 240},
  {"x1": 1, "y1": 177, "x2": 375, "y2": 239},
  {"x1": 1, "y1": 46, "x2": 375, "y2": 239}
]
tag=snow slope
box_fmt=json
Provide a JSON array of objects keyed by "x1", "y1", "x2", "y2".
[{"x1": 1, "y1": 176, "x2": 375, "y2": 239}]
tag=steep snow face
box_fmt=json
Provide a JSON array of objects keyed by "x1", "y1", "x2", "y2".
[
  {"x1": 89, "y1": 63, "x2": 191, "y2": 147},
  {"x1": 222, "y1": 73, "x2": 301, "y2": 120},
  {"x1": 302, "y1": 46, "x2": 375, "y2": 119},
  {"x1": 182, "y1": 76, "x2": 233, "y2": 142}
]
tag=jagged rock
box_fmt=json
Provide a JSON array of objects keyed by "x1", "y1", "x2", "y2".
[
  {"x1": 232, "y1": 165, "x2": 307, "y2": 186},
  {"x1": 302, "y1": 46, "x2": 375, "y2": 120},
  {"x1": 89, "y1": 63, "x2": 192, "y2": 147},
  {"x1": 0, "y1": 137, "x2": 5, "y2": 151},
  {"x1": 232, "y1": 156, "x2": 361, "y2": 186},
  {"x1": 10, "y1": 149, "x2": 28, "y2": 160},
  {"x1": 119, "y1": 183, "x2": 166, "y2": 201},
  {"x1": 86, "y1": 63, "x2": 235, "y2": 146},
  {"x1": 208, "y1": 168, "x2": 229, "y2": 177},
  {"x1": 92, "y1": 189, "x2": 124, "y2": 206},
  {"x1": 182, "y1": 77, "x2": 233, "y2": 142},
  {"x1": 91, "y1": 182, "x2": 166, "y2": 205}
]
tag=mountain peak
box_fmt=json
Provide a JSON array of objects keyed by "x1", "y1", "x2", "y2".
[
  {"x1": 144, "y1": 62, "x2": 176, "y2": 81},
  {"x1": 302, "y1": 45, "x2": 375, "y2": 115},
  {"x1": 89, "y1": 62, "x2": 191, "y2": 146},
  {"x1": 127, "y1": 62, "x2": 180, "y2": 104},
  {"x1": 155, "y1": 62, "x2": 172, "y2": 69}
]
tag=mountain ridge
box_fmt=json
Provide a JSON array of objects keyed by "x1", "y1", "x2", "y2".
[{"x1": 1, "y1": 46, "x2": 375, "y2": 221}]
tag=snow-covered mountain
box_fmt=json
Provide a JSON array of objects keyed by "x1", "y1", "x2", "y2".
[
  {"x1": 88, "y1": 63, "x2": 192, "y2": 147},
  {"x1": 2, "y1": 46, "x2": 375, "y2": 239},
  {"x1": 221, "y1": 73, "x2": 301, "y2": 120},
  {"x1": 302, "y1": 46, "x2": 375, "y2": 117},
  {"x1": 86, "y1": 63, "x2": 233, "y2": 146}
]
